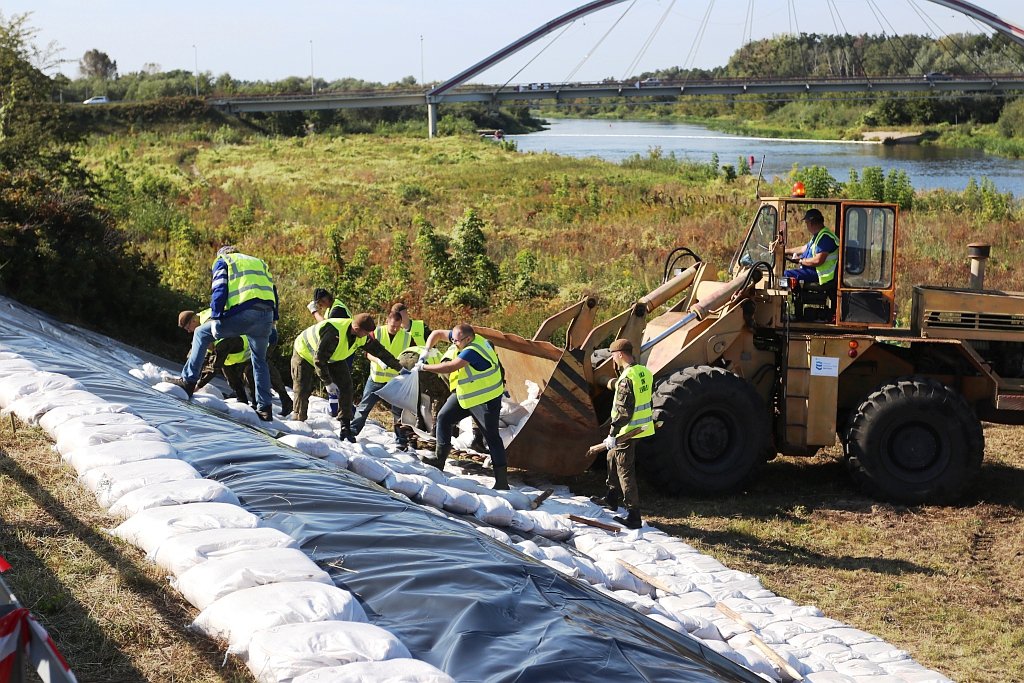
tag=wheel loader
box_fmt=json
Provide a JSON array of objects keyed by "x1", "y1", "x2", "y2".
[{"x1": 474, "y1": 192, "x2": 1024, "y2": 504}]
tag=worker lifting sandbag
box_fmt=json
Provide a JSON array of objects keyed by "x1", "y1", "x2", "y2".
[{"x1": 373, "y1": 369, "x2": 420, "y2": 415}]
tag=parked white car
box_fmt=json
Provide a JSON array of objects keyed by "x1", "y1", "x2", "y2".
[{"x1": 82, "y1": 95, "x2": 110, "y2": 105}]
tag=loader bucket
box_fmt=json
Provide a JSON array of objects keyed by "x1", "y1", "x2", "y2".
[{"x1": 474, "y1": 299, "x2": 607, "y2": 476}]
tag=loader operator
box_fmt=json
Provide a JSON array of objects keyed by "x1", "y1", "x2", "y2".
[
  {"x1": 350, "y1": 309, "x2": 416, "y2": 449},
  {"x1": 291, "y1": 312, "x2": 403, "y2": 441},
  {"x1": 590, "y1": 338, "x2": 654, "y2": 530},
  {"x1": 784, "y1": 208, "x2": 838, "y2": 286},
  {"x1": 416, "y1": 324, "x2": 509, "y2": 490},
  {"x1": 170, "y1": 246, "x2": 279, "y2": 422}
]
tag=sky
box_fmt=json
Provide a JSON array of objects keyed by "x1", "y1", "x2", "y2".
[{"x1": 7, "y1": 1, "x2": 1024, "y2": 86}]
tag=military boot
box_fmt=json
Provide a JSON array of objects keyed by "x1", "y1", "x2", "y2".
[
  {"x1": 338, "y1": 420, "x2": 357, "y2": 443},
  {"x1": 423, "y1": 444, "x2": 450, "y2": 470},
  {"x1": 589, "y1": 489, "x2": 621, "y2": 511},
  {"x1": 167, "y1": 377, "x2": 195, "y2": 398},
  {"x1": 279, "y1": 394, "x2": 294, "y2": 418},
  {"x1": 613, "y1": 508, "x2": 643, "y2": 530},
  {"x1": 491, "y1": 465, "x2": 509, "y2": 491}
]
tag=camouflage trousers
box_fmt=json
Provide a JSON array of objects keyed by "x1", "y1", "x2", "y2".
[{"x1": 606, "y1": 439, "x2": 640, "y2": 510}]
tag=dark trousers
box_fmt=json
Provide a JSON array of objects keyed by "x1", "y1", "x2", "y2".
[
  {"x1": 436, "y1": 393, "x2": 506, "y2": 467},
  {"x1": 606, "y1": 439, "x2": 640, "y2": 510},
  {"x1": 290, "y1": 353, "x2": 353, "y2": 421},
  {"x1": 222, "y1": 363, "x2": 252, "y2": 405}
]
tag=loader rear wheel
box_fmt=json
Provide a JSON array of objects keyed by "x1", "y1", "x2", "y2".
[
  {"x1": 637, "y1": 366, "x2": 768, "y2": 495},
  {"x1": 842, "y1": 377, "x2": 983, "y2": 504}
]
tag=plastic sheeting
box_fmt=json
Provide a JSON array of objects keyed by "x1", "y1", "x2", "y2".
[{"x1": 0, "y1": 296, "x2": 759, "y2": 683}]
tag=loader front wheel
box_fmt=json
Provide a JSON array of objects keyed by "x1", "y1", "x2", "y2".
[
  {"x1": 842, "y1": 377, "x2": 983, "y2": 504},
  {"x1": 637, "y1": 366, "x2": 768, "y2": 495}
]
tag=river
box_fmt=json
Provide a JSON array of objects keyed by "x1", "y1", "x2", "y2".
[{"x1": 508, "y1": 118, "x2": 1023, "y2": 195}]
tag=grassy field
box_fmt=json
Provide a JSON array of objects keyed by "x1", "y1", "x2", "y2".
[{"x1": 3, "y1": 417, "x2": 1021, "y2": 682}]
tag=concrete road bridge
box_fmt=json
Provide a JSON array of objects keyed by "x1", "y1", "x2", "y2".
[{"x1": 209, "y1": 0, "x2": 1024, "y2": 137}]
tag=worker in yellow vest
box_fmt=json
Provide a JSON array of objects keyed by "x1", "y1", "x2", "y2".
[
  {"x1": 390, "y1": 301, "x2": 430, "y2": 347},
  {"x1": 417, "y1": 323, "x2": 509, "y2": 490},
  {"x1": 290, "y1": 312, "x2": 402, "y2": 441},
  {"x1": 350, "y1": 310, "x2": 416, "y2": 448},
  {"x1": 397, "y1": 344, "x2": 449, "y2": 436},
  {"x1": 590, "y1": 338, "x2": 654, "y2": 530},
  {"x1": 307, "y1": 287, "x2": 352, "y2": 322},
  {"x1": 170, "y1": 246, "x2": 279, "y2": 422},
  {"x1": 177, "y1": 309, "x2": 254, "y2": 405}
]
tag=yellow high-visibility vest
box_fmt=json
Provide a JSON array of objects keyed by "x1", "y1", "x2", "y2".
[
  {"x1": 614, "y1": 364, "x2": 655, "y2": 439},
  {"x1": 453, "y1": 338, "x2": 504, "y2": 409},
  {"x1": 294, "y1": 319, "x2": 366, "y2": 365},
  {"x1": 811, "y1": 228, "x2": 840, "y2": 285},
  {"x1": 216, "y1": 252, "x2": 275, "y2": 311},
  {"x1": 368, "y1": 326, "x2": 412, "y2": 383}
]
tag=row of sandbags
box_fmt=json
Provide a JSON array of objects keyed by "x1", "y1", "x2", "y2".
[
  {"x1": 133, "y1": 358, "x2": 955, "y2": 683},
  {"x1": 0, "y1": 352, "x2": 453, "y2": 683}
]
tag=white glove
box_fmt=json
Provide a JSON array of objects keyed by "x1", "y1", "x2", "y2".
[
  {"x1": 210, "y1": 319, "x2": 221, "y2": 339},
  {"x1": 417, "y1": 352, "x2": 431, "y2": 364},
  {"x1": 307, "y1": 300, "x2": 318, "y2": 313},
  {"x1": 413, "y1": 361, "x2": 425, "y2": 372},
  {"x1": 325, "y1": 383, "x2": 339, "y2": 396},
  {"x1": 603, "y1": 435, "x2": 618, "y2": 451}
]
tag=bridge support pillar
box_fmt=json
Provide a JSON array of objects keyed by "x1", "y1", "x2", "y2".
[{"x1": 427, "y1": 102, "x2": 438, "y2": 138}]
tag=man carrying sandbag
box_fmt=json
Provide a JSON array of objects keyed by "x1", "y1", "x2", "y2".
[
  {"x1": 290, "y1": 312, "x2": 402, "y2": 441},
  {"x1": 350, "y1": 309, "x2": 416, "y2": 449}
]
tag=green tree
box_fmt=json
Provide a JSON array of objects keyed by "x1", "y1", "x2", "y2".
[{"x1": 79, "y1": 49, "x2": 117, "y2": 80}]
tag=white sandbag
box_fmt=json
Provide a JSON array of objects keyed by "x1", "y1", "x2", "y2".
[
  {"x1": 192, "y1": 581, "x2": 368, "y2": 657},
  {"x1": 346, "y1": 453, "x2": 391, "y2": 483},
  {"x1": 83, "y1": 459, "x2": 201, "y2": 509},
  {"x1": 382, "y1": 472, "x2": 425, "y2": 498},
  {"x1": 537, "y1": 543, "x2": 575, "y2": 566},
  {"x1": 283, "y1": 420, "x2": 315, "y2": 436},
  {"x1": 594, "y1": 559, "x2": 647, "y2": 594},
  {"x1": 472, "y1": 495, "x2": 515, "y2": 527},
  {"x1": 279, "y1": 434, "x2": 331, "y2": 459},
  {"x1": 717, "y1": 646, "x2": 779, "y2": 680},
  {"x1": 194, "y1": 382, "x2": 224, "y2": 400},
  {"x1": 359, "y1": 442, "x2": 392, "y2": 459},
  {"x1": 65, "y1": 439, "x2": 178, "y2": 475},
  {"x1": 109, "y1": 479, "x2": 241, "y2": 518},
  {"x1": 293, "y1": 658, "x2": 454, "y2": 683},
  {"x1": 193, "y1": 393, "x2": 229, "y2": 413},
  {"x1": 659, "y1": 590, "x2": 716, "y2": 612},
  {"x1": 437, "y1": 485, "x2": 480, "y2": 515},
  {"x1": 543, "y1": 559, "x2": 580, "y2": 578},
  {"x1": 508, "y1": 510, "x2": 535, "y2": 534},
  {"x1": 151, "y1": 527, "x2": 298, "y2": 576},
  {"x1": 415, "y1": 482, "x2": 449, "y2": 509},
  {"x1": 325, "y1": 450, "x2": 349, "y2": 469},
  {"x1": 56, "y1": 423, "x2": 167, "y2": 456},
  {"x1": 373, "y1": 370, "x2": 419, "y2": 414},
  {"x1": 491, "y1": 488, "x2": 532, "y2": 511},
  {"x1": 849, "y1": 641, "x2": 909, "y2": 664},
  {"x1": 6, "y1": 390, "x2": 108, "y2": 423},
  {"x1": 0, "y1": 371, "x2": 84, "y2": 407},
  {"x1": 571, "y1": 556, "x2": 607, "y2": 585},
  {"x1": 129, "y1": 362, "x2": 172, "y2": 385},
  {"x1": 111, "y1": 502, "x2": 260, "y2": 555},
  {"x1": 49, "y1": 411, "x2": 149, "y2": 444},
  {"x1": 443, "y1": 476, "x2": 491, "y2": 496},
  {"x1": 514, "y1": 539, "x2": 545, "y2": 561},
  {"x1": 0, "y1": 358, "x2": 37, "y2": 374},
  {"x1": 311, "y1": 429, "x2": 338, "y2": 440},
  {"x1": 648, "y1": 613, "x2": 687, "y2": 634},
  {"x1": 305, "y1": 414, "x2": 337, "y2": 431},
  {"x1": 173, "y1": 548, "x2": 332, "y2": 610},
  {"x1": 518, "y1": 510, "x2": 573, "y2": 541},
  {"x1": 38, "y1": 402, "x2": 136, "y2": 434},
  {"x1": 475, "y1": 526, "x2": 512, "y2": 545},
  {"x1": 245, "y1": 621, "x2": 411, "y2": 683},
  {"x1": 153, "y1": 380, "x2": 190, "y2": 400},
  {"x1": 801, "y1": 673, "x2": 856, "y2": 683}
]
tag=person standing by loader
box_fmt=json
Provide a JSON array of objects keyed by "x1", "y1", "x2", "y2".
[
  {"x1": 590, "y1": 338, "x2": 654, "y2": 530},
  {"x1": 416, "y1": 324, "x2": 509, "y2": 490},
  {"x1": 291, "y1": 312, "x2": 403, "y2": 441}
]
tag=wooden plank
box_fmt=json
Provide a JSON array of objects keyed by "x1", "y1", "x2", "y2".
[
  {"x1": 529, "y1": 489, "x2": 554, "y2": 509},
  {"x1": 567, "y1": 514, "x2": 621, "y2": 532},
  {"x1": 715, "y1": 602, "x2": 804, "y2": 682},
  {"x1": 617, "y1": 560, "x2": 678, "y2": 596}
]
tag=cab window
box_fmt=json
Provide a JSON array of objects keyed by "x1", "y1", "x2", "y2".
[
  {"x1": 733, "y1": 205, "x2": 778, "y2": 271},
  {"x1": 842, "y1": 206, "x2": 895, "y2": 289}
]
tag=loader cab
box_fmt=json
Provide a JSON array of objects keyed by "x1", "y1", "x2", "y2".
[{"x1": 732, "y1": 197, "x2": 898, "y2": 328}]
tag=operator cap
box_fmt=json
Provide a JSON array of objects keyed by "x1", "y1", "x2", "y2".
[
  {"x1": 801, "y1": 208, "x2": 824, "y2": 223},
  {"x1": 177, "y1": 310, "x2": 196, "y2": 329},
  {"x1": 609, "y1": 338, "x2": 633, "y2": 353}
]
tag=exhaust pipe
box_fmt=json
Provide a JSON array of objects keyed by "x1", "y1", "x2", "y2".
[{"x1": 968, "y1": 243, "x2": 990, "y2": 291}]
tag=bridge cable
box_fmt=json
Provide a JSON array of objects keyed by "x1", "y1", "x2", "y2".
[
  {"x1": 821, "y1": 0, "x2": 873, "y2": 81},
  {"x1": 742, "y1": 0, "x2": 755, "y2": 47},
  {"x1": 787, "y1": 0, "x2": 800, "y2": 36},
  {"x1": 865, "y1": 0, "x2": 930, "y2": 78},
  {"x1": 621, "y1": 0, "x2": 678, "y2": 80},
  {"x1": 563, "y1": 0, "x2": 639, "y2": 84},
  {"x1": 680, "y1": 0, "x2": 717, "y2": 82},
  {"x1": 495, "y1": 21, "x2": 577, "y2": 94},
  {"x1": 963, "y1": 15, "x2": 1024, "y2": 72},
  {"x1": 906, "y1": 0, "x2": 995, "y2": 79}
]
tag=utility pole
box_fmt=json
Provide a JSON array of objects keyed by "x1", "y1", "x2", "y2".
[
  {"x1": 192, "y1": 45, "x2": 199, "y2": 96},
  {"x1": 310, "y1": 40, "x2": 315, "y2": 95},
  {"x1": 420, "y1": 35, "x2": 425, "y2": 85}
]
